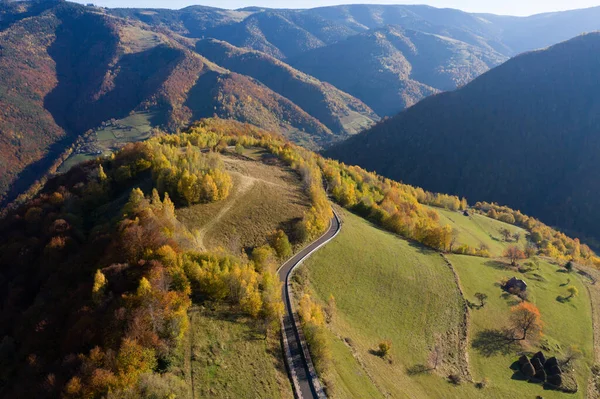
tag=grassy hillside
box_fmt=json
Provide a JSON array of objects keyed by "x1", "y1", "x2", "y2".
[
  {"x1": 176, "y1": 149, "x2": 310, "y2": 252},
  {"x1": 302, "y1": 210, "x2": 469, "y2": 398},
  {"x1": 433, "y1": 207, "x2": 528, "y2": 257},
  {"x1": 187, "y1": 304, "x2": 292, "y2": 399},
  {"x1": 302, "y1": 209, "x2": 597, "y2": 398},
  {"x1": 326, "y1": 32, "x2": 600, "y2": 244},
  {"x1": 449, "y1": 254, "x2": 594, "y2": 398}
]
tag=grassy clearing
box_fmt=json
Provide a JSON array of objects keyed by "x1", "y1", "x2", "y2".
[
  {"x1": 302, "y1": 209, "x2": 477, "y2": 398},
  {"x1": 449, "y1": 254, "x2": 594, "y2": 398},
  {"x1": 188, "y1": 304, "x2": 293, "y2": 399},
  {"x1": 432, "y1": 207, "x2": 528, "y2": 256},
  {"x1": 59, "y1": 112, "x2": 156, "y2": 173},
  {"x1": 176, "y1": 152, "x2": 310, "y2": 252}
]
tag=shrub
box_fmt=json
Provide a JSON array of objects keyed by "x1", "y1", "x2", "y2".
[
  {"x1": 378, "y1": 340, "x2": 392, "y2": 358},
  {"x1": 475, "y1": 377, "x2": 489, "y2": 389},
  {"x1": 565, "y1": 261, "x2": 573, "y2": 272},
  {"x1": 269, "y1": 230, "x2": 292, "y2": 260},
  {"x1": 448, "y1": 374, "x2": 462, "y2": 385}
]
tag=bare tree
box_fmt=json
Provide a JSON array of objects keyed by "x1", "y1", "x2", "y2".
[{"x1": 427, "y1": 345, "x2": 443, "y2": 370}]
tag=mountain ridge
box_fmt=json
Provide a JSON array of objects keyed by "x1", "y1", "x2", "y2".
[{"x1": 326, "y1": 32, "x2": 600, "y2": 244}]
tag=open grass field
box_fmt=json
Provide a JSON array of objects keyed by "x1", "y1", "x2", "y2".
[
  {"x1": 302, "y1": 209, "x2": 476, "y2": 398},
  {"x1": 302, "y1": 209, "x2": 596, "y2": 398},
  {"x1": 432, "y1": 206, "x2": 528, "y2": 257},
  {"x1": 186, "y1": 304, "x2": 293, "y2": 399},
  {"x1": 448, "y1": 254, "x2": 594, "y2": 398},
  {"x1": 176, "y1": 150, "x2": 310, "y2": 253},
  {"x1": 58, "y1": 111, "x2": 157, "y2": 173}
]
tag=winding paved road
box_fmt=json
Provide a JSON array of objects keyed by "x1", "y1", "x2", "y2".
[{"x1": 278, "y1": 209, "x2": 341, "y2": 399}]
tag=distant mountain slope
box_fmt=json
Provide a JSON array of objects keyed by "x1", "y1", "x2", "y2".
[
  {"x1": 326, "y1": 32, "x2": 600, "y2": 243},
  {"x1": 0, "y1": 1, "x2": 334, "y2": 205},
  {"x1": 107, "y1": 3, "x2": 600, "y2": 117},
  {"x1": 196, "y1": 38, "x2": 378, "y2": 135},
  {"x1": 290, "y1": 25, "x2": 505, "y2": 115},
  {"x1": 111, "y1": 4, "x2": 600, "y2": 59},
  {"x1": 478, "y1": 6, "x2": 600, "y2": 55}
]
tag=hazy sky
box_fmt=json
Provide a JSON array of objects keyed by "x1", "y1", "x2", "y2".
[{"x1": 74, "y1": 0, "x2": 600, "y2": 16}]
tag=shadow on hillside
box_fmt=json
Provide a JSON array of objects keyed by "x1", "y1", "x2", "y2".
[
  {"x1": 407, "y1": 240, "x2": 437, "y2": 255},
  {"x1": 0, "y1": 135, "x2": 75, "y2": 207},
  {"x1": 406, "y1": 364, "x2": 430, "y2": 375},
  {"x1": 45, "y1": 11, "x2": 180, "y2": 134},
  {"x1": 472, "y1": 329, "x2": 519, "y2": 357},
  {"x1": 484, "y1": 260, "x2": 512, "y2": 270}
]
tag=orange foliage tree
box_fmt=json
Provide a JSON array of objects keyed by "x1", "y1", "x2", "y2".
[{"x1": 510, "y1": 302, "x2": 543, "y2": 341}]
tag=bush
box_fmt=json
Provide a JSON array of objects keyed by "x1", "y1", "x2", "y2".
[
  {"x1": 475, "y1": 377, "x2": 489, "y2": 389},
  {"x1": 378, "y1": 340, "x2": 392, "y2": 358},
  {"x1": 269, "y1": 230, "x2": 292, "y2": 260},
  {"x1": 448, "y1": 374, "x2": 462, "y2": 385}
]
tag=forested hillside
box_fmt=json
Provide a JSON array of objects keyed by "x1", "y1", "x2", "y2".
[
  {"x1": 326, "y1": 32, "x2": 600, "y2": 244},
  {"x1": 1, "y1": 118, "x2": 596, "y2": 398},
  {"x1": 3, "y1": 0, "x2": 600, "y2": 232},
  {"x1": 289, "y1": 25, "x2": 505, "y2": 115},
  {"x1": 0, "y1": 1, "x2": 345, "y2": 206}
]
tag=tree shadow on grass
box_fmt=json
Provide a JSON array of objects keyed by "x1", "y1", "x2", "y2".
[
  {"x1": 406, "y1": 364, "x2": 430, "y2": 376},
  {"x1": 472, "y1": 329, "x2": 519, "y2": 357},
  {"x1": 484, "y1": 260, "x2": 513, "y2": 270}
]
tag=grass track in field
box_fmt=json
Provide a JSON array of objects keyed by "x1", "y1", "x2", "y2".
[
  {"x1": 303, "y1": 209, "x2": 475, "y2": 398},
  {"x1": 176, "y1": 152, "x2": 310, "y2": 252}
]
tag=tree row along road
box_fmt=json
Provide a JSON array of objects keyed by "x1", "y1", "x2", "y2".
[{"x1": 278, "y1": 207, "x2": 341, "y2": 399}]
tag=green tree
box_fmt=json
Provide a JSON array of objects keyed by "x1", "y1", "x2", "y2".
[
  {"x1": 269, "y1": 230, "x2": 292, "y2": 260},
  {"x1": 566, "y1": 285, "x2": 579, "y2": 299},
  {"x1": 474, "y1": 292, "x2": 488, "y2": 308},
  {"x1": 378, "y1": 340, "x2": 392, "y2": 358}
]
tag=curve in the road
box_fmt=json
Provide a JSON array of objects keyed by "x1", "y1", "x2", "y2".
[{"x1": 278, "y1": 208, "x2": 342, "y2": 399}]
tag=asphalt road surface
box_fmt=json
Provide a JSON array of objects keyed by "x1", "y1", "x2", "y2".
[{"x1": 278, "y1": 209, "x2": 341, "y2": 399}]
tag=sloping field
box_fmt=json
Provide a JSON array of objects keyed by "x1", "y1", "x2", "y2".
[
  {"x1": 176, "y1": 150, "x2": 310, "y2": 253},
  {"x1": 448, "y1": 254, "x2": 594, "y2": 398},
  {"x1": 433, "y1": 207, "x2": 528, "y2": 256},
  {"x1": 187, "y1": 304, "x2": 293, "y2": 399},
  {"x1": 303, "y1": 210, "x2": 472, "y2": 398}
]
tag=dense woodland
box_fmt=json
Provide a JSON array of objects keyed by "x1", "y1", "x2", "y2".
[{"x1": 0, "y1": 119, "x2": 332, "y2": 398}]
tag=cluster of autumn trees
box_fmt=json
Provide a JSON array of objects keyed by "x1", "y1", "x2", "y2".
[
  {"x1": 156, "y1": 118, "x2": 333, "y2": 241},
  {"x1": 0, "y1": 124, "x2": 292, "y2": 398},
  {"x1": 320, "y1": 159, "x2": 459, "y2": 251},
  {"x1": 474, "y1": 202, "x2": 598, "y2": 265},
  {"x1": 147, "y1": 141, "x2": 232, "y2": 205}
]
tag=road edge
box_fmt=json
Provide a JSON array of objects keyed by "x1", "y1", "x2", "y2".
[{"x1": 281, "y1": 207, "x2": 342, "y2": 399}]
